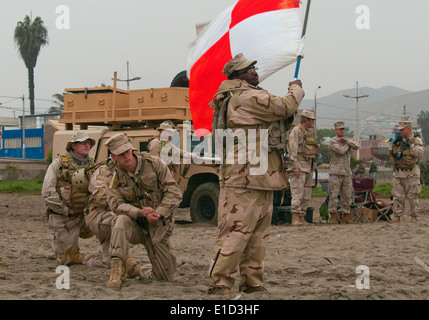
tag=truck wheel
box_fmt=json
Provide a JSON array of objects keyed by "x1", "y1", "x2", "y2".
[{"x1": 190, "y1": 182, "x2": 219, "y2": 225}]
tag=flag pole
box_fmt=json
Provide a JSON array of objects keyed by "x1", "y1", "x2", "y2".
[{"x1": 294, "y1": 0, "x2": 312, "y2": 79}]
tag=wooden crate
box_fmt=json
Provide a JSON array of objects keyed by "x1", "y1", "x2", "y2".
[
  {"x1": 128, "y1": 87, "x2": 191, "y2": 121},
  {"x1": 61, "y1": 87, "x2": 129, "y2": 125}
]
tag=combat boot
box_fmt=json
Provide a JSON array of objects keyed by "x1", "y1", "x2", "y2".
[
  {"x1": 207, "y1": 284, "x2": 237, "y2": 295},
  {"x1": 342, "y1": 213, "x2": 356, "y2": 224},
  {"x1": 124, "y1": 257, "x2": 142, "y2": 279},
  {"x1": 291, "y1": 213, "x2": 303, "y2": 226},
  {"x1": 411, "y1": 216, "x2": 417, "y2": 223},
  {"x1": 59, "y1": 245, "x2": 86, "y2": 266},
  {"x1": 329, "y1": 212, "x2": 339, "y2": 224},
  {"x1": 107, "y1": 257, "x2": 124, "y2": 289}
]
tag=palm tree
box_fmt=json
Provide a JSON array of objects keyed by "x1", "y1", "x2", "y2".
[
  {"x1": 14, "y1": 15, "x2": 49, "y2": 115},
  {"x1": 47, "y1": 93, "x2": 65, "y2": 114}
]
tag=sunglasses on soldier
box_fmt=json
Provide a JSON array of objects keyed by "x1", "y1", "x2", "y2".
[
  {"x1": 77, "y1": 140, "x2": 92, "y2": 146},
  {"x1": 240, "y1": 66, "x2": 258, "y2": 74}
]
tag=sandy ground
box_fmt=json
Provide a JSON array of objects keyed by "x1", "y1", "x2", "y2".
[{"x1": 1, "y1": 193, "x2": 429, "y2": 301}]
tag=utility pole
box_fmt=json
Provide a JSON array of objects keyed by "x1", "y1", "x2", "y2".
[
  {"x1": 343, "y1": 81, "x2": 368, "y2": 160},
  {"x1": 314, "y1": 85, "x2": 321, "y2": 138},
  {"x1": 114, "y1": 61, "x2": 141, "y2": 90},
  {"x1": 22, "y1": 95, "x2": 25, "y2": 159}
]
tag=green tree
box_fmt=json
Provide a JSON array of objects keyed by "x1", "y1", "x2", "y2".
[
  {"x1": 14, "y1": 15, "x2": 49, "y2": 115},
  {"x1": 47, "y1": 93, "x2": 65, "y2": 114},
  {"x1": 417, "y1": 110, "x2": 429, "y2": 143}
]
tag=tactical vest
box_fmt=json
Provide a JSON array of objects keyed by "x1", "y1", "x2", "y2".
[
  {"x1": 292, "y1": 124, "x2": 320, "y2": 159},
  {"x1": 56, "y1": 153, "x2": 94, "y2": 215},
  {"x1": 390, "y1": 137, "x2": 418, "y2": 169},
  {"x1": 210, "y1": 87, "x2": 289, "y2": 152},
  {"x1": 109, "y1": 151, "x2": 163, "y2": 210}
]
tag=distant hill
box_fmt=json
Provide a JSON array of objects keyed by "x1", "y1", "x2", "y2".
[{"x1": 300, "y1": 86, "x2": 428, "y2": 139}]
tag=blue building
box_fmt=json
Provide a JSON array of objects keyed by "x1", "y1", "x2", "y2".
[{"x1": 0, "y1": 113, "x2": 60, "y2": 160}]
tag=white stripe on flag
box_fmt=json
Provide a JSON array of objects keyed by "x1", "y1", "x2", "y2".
[{"x1": 229, "y1": 8, "x2": 302, "y2": 82}]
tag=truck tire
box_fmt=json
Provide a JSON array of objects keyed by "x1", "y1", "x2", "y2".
[{"x1": 190, "y1": 182, "x2": 219, "y2": 225}]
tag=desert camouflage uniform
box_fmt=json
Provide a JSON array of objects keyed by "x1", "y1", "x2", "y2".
[
  {"x1": 147, "y1": 137, "x2": 162, "y2": 157},
  {"x1": 390, "y1": 136, "x2": 424, "y2": 218},
  {"x1": 83, "y1": 163, "x2": 118, "y2": 267},
  {"x1": 106, "y1": 151, "x2": 182, "y2": 281},
  {"x1": 287, "y1": 124, "x2": 319, "y2": 219},
  {"x1": 209, "y1": 79, "x2": 303, "y2": 291},
  {"x1": 42, "y1": 153, "x2": 95, "y2": 262},
  {"x1": 328, "y1": 136, "x2": 360, "y2": 215}
]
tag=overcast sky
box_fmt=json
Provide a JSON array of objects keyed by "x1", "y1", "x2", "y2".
[{"x1": 1, "y1": 0, "x2": 428, "y2": 118}]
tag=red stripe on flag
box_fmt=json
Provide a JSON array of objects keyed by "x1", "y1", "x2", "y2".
[
  {"x1": 189, "y1": 33, "x2": 232, "y2": 134},
  {"x1": 230, "y1": 0, "x2": 299, "y2": 29}
]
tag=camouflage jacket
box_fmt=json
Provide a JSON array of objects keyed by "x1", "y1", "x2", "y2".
[
  {"x1": 328, "y1": 136, "x2": 360, "y2": 176},
  {"x1": 215, "y1": 79, "x2": 304, "y2": 190},
  {"x1": 390, "y1": 136, "x2": 424, "y2": 178},
  {"x1": 42, "y1": 152, "x2": 94, "y2": 216},
  {"x1": 287, "y1": 124, "x2": 319, "y2": 173},
  {"x1": 106, "y1": 150, "x2": 182, "y2": 229},
  {"x1": 86, "y1": 163, "x2": 113, "y2": 215}
]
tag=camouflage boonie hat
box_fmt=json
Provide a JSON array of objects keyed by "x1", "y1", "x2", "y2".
[
  {"x1": 66, "y1": 131, "x2": 95, "y2": 151},
  {"x1": 334, "y1": 121, "x2": 345, "y2": 129},
  {"x1": 104, "y1": 133, "x2": 133, "y2": 155},
  {"x1": 222, "y1": 53, "x2": 257, "y2": 77},
  {"x1": 301, "y1": 109, "x2": 316, "y2": 120},
  {"x1": 397, "y1": 121, "x2": 412, "y2": 129},
  {"x1": 157, "y1": 120, "x2": 175, "y2": 131}
]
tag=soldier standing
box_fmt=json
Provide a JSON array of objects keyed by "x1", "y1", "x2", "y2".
[
  {"x1": 328, "y1": 121, "x2": 360, "y2": 224},
  {"x1": 287, "y1": 110, "x2": 320, "y2": 226},
  {"x1": 104, "y1": 133, "x2": 182, "y2": 289},
  {"x1": 390, "y1": 121, "x2": 424, "y2": 223},
  {"x1": 42, "y1": 131, "x2": 96, "y2": 263},
  {"x1": 147, "y1": 120, "x2": 176, "y2": 157},
  {"x1": 208, "y1": 53, "x2": 304, "y2": 295}
]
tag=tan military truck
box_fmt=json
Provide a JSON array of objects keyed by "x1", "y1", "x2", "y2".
[{"x1": 53, "y1": 83, "x2": 220, "y2": 225}]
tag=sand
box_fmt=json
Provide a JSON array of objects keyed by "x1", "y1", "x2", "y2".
[{"x1": 1, "y1": 193, "x2": 428, "y2": 301}]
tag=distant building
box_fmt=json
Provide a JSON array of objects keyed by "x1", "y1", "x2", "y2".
[{"x1": 0, "y1": 113, "x2": 61, "y2": 160}]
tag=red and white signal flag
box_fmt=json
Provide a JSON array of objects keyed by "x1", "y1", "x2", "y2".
[{"x1": 188, "y1": 0, "x2": 304, "y2": 135}]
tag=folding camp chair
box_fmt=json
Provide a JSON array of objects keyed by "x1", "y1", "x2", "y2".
[
  {"x1": 351, "y1": 177, "x2": 393, "y2": 222},
  {"x1": 319, "y1": 180, "x2": 343, "y2": 223}
]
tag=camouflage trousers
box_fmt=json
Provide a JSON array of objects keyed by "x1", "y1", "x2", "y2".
[
  {"x1": 289, "y1": 171, "x2": 313, "y2": 216},
  {"x1": 209, "y1": 187, "x2": 273, "y2": 290},
  {"x1": 84, "y1": 208, "x2": 118, "y2": 267},
  {"x1": 48, "y1": 213, "x2": 103, "y2": 266},
  {"x1": 328, "y1": 174, "x2": 352, "y2": 214},
  {"x1": 392, "y1": 176, "x2": 421, "y2": 217},
  {"x1": 109, "y1": 215, "x2": 176, "y2": 281}
]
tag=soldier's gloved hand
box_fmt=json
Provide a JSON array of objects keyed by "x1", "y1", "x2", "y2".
[
  {"x1": 393, "y1": 136, "x2": 402, "y2": 144},
  {"x1": 289, "y1": 79, "x2": 302, "y2": 88}
]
